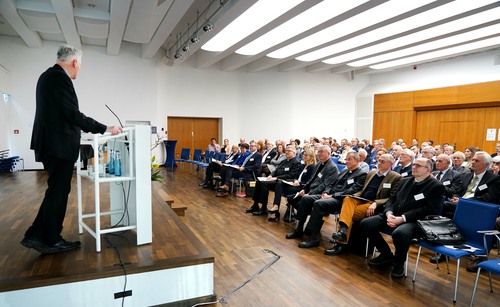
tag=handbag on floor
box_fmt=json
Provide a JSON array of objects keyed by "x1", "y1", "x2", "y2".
[{"x1": 417, "y1": 216, "x2": 466, "y2": 245}]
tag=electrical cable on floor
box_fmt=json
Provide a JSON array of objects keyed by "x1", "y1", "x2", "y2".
[
  {"x1": 105, "y1": 234, "x2": 128, "y2": 307},
  {"x1": 190, "y1": 249, "x2": 281, "y2": 306}
]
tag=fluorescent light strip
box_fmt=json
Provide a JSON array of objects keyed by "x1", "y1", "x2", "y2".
[
  {"x1": 300, "y1": 0, "x2": 499, "y2": 62},
  {"x1": 267, "y1": 0, "x2": 435, "y2": 59},
  {"x1": 348, "y1": 24, "x2": 500, "y2": 67},
  {"x1": 202, "y1": 0, "x2": 303, "y2": 52},
  {"x1": 370, "y1": 36, "x2": 500, "y2": 69},
  {"x1": 235, "y1": 0, "x2": 367, "y2": 56},
  {"x1": 329, "y1": 6, "x2": 500, "y2": 66}
]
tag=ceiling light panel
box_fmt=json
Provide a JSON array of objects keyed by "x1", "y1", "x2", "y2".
[
  {"x1": 345, "y1": 9, "x2": 500, "y2": 67},
  {"x1": 370, "y1": 36, "x2": 500, "y2": 69},
  {"x1": 267, "y1": 0, "x2": 435, "y2": 59},
  {"x1": 202, "y1": 0, "x2": 303, "y2": 52},
  {"x1": 303, "y1": 0, "x2": 499, "y2": 63},
  {"x1": 235, "y1": 0, "x2": 368, "y2": 56}
]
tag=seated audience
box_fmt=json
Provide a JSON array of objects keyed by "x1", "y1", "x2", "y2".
[
  {"x1": 245, "y1": 146, "x2": 302, "y2": 219},
  {"x1": 260, "y1": 144, "x2": 286, "y2": 176},
  {"x1": 421, "y1": 146, "x2": 436, "y2": 170},
  {"x1": 357, "y1": 149, "x2": 370, "y2": 173},
  {"x1": 360, "y1": 158, "x2": 445, "y2": 278},
  {"x1": 444, "y1": 145, "x2": 454, "y2": 156},
  {"x1": 491, "y1": 141, "x2": 500, "y2": 158},
  {"x1": 284, "y1": 145, "x2": 339, "y2": 219},
  {"x1": 491, "y1": 156, "x2": 500, "y2": 174},
  {"x1": 207, "y1": 138, "x2": 218, "y2": 152},
  {"x1": 442, "y1": 151, "x2": 500, "y2": 218},
  {"x1": 463, "y1": 146, "x2": 478, "y2": 169},
  {"x1": 327, "y1": 154, "x2": 401, "y2": 255},
  {"x1": 286, "y1": 151, "x2": 366, "y2": 248},
  {"x1": 201, "y1": 145, "x2": 240, "y2": 189},
  {"x1": 390, "y1": 145, "x2": 403, "y2": 169}
]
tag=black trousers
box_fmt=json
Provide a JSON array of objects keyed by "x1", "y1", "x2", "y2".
[
  {"x1": 307, "y1": 197, "x2": 342, "y2": 238},
  {"x1": 205, "y1": 161, "x2": 222, "y2": 182},
  {"x1": 25, "y1": 156, "x2": 74, "y2": 245},
  {"x1": 360, "y1": 214, "x2": 420, "y2": 266},
  {"x1": 252, "y1": 180, "x2": 278, "y2": 209},
  {"x1": 274, "y1": 181, "x2": 302, "y2": 207}
]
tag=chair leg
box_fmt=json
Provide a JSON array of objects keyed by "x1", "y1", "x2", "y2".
[
  {"x1": 453, "y1": 258, "x2": 461, "y2": 303},
  {"x1": 365, "y1": 238, "x2": 370, "y2": 258},
  {"x1": 470, "y1": 267, "x2": 482, "y2": 307},
  {"x1": 488, "y1": 271, "x2": 493, "y2": 292},
  {"x1": 413, "y1": 246, "x2": 423, "y2": 282},
  {"x1": 405, "y1": 252, "x2": 409, "y2": 277}
]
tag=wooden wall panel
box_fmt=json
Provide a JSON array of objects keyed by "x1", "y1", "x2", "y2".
[
  {"x1": 413, "y1": 86, "x2": 458, "y2": 109},
  {"x1": 458, "y1": 80, "x2": 500, "y2": 105},
  {"x1": 373, "y1": 91, "x2": 414, "y2": 112},
  {"x1": 373, "y1": 111, "x2": 415, "y2": 143},
  {"x1": 483, "y1": 106, "x2": 500, "y2": 154}
]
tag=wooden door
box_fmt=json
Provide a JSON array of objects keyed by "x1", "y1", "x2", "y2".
[{"x1": 167, "y1": 117, "x2": 219, "y2": 157}]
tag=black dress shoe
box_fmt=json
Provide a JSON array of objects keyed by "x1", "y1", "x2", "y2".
[
  {"x1": 331, "y1": 231, "x2": 347, "y2": 242},
  {"x1": 324, "y1": 244, "x2": 345, "y2": 255},
  {"x1": 252, "y1": 208, "x2": 267, "y2": 216},
  {"x1": 298, "y1": 238, "x2": 320, "y2": 248},
  {"x1": 202, "y1": 183, "x2": 214, "y2": 189},
  {"x1": 20, "y1": 236, "x2": 50, "y2": 253},
  {"x1": 199, "y1": 180, "x2": 207, "y2": 186},
  {"x1": 245, "y1": 205, "x2": 259, "y2": 213},
  {"x1": 368, "y1": 253, "x2": 394, "y2": 267},
  {"x1": 391, "y1": 264, "x2": 405, "y2": 278},
  {"x1": 47, "y1": 239, "x2": 81, "y2": 254},
  {"x1": 429, "y1": 254, "x2": 445, "y2": 264},
  {"x1": 285, "y1": 229, "x2": 303, "y2": 239},
  {"x1": 21, "y1": 237, "x2": 80, "y2": 254}
]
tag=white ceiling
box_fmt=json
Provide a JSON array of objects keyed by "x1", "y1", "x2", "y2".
[{"x1": 1, "y1": 0, "x2": 499, "y2": 75}]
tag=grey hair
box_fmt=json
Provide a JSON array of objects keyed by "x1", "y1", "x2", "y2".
[
  {"x1": 357, "y1": 148, "x2": 367, "y2": 158},
  {"x1": 57, "y1": 45, "x2": 82, "y2": 63},
  {"x1": 475, "y1": 151, "x2": 492, "y2": 166}
]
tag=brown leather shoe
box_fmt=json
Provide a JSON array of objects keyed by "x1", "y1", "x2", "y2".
[{"x1": 466, "y1": 256, "x2": 487, "y2": 272}]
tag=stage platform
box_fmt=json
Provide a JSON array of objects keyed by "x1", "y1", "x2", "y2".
[{"x1": 0, "y1": 171, "x2": 215, "y2": 306}]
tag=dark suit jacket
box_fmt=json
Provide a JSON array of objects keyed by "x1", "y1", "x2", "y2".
[
  {"x1": 451, "y1": 165, "x2": 471, "y2": 175},
  {"x1": 261, "y1": 149, "x2": 278, "y2": 165},
  {"x1": 304, "y1": 159, "x2": 338, "y2": 195},
  {"x1": 272, "y1": 158, "x2": 302, "y2": 181},
  {"x1": 30, "y1": 64, "x2": 107, "y2": 162},
  {"x1": 432, "y1": 169, "x2": 462, "y2": 198},
  {"x1": 296, "y1": 163, "x2": 314, "y2": 186},
  {"x1": 241, "y1": 151, "x2": 262, "y2": 179},
  {"x1": 327, "y1": 167, "x2": 367, "y2": 197},
  {"x1": 384, "y1": 175, "x2": 445, "y2": 222},
  {"x1": 393, "y1": 164, "x2": 412, "y2": 178},
  {"x1": 354, "y1": 170, "x2": 402, "y2": 208},
  {"x1": 457, "y1": 171, "x2": 500, "y2": 203}
]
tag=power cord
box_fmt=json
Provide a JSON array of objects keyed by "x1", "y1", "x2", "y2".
[
  {"x1": 190, "y1": 249, "x2": 281, "y2": 306},
  {"x1": 105, "y1": 234, "x2": 128, "y2": 307}
]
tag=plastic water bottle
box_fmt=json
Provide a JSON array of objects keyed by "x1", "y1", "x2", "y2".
[
  {"x1": 114, "y1": 150, "x2": 122, "y2": 176},
  {"x1": 98, "y1": 145, "x2": 105, "y2": 176},
  {"x1": 109, "y1": 149, "x2": 115, "y2": 174}
]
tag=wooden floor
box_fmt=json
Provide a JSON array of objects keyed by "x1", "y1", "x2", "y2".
[{"x1": 1, "y1": 167, "x2": 500, "y2": 306}]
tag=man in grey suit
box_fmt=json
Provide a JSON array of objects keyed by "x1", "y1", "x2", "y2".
[
  {"x1": 450, "y1": 151, "x2": 471, "y2": 174},
  {"x1": 22, "y1": 45, "x2": 122, "y2": 254}
]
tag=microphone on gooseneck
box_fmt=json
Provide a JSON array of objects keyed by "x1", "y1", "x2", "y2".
[{"x1": 105, "y1": 104, "x2": 129, "y2": 151}]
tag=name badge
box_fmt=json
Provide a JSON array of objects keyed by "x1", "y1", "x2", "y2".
[
  {"x1": 285, "y1": 167, "x2": 290, "y2": 171},
  {"x1": 478, "y1": 184, "x2": 488, "y2": 191},
  {"x1": 401, "y1": 172, "x2": 408, "y2": 177},
  {"x1": 347, "y1": 179, "x2": 354, "y2": 184},
  {"x1": 318, "y1": 173, "x2": 323, "y2": 178},
  {"x1": 383, "y1": 183, "x2": 391, "y2": 188},
  {"x1": 414, "y1": 193, "x2": 425, "y2": 201},
  {"x1": 443, "y1": 180, "x2": 451, "y2": 186},
  {"x1": 250, "y1": 158, "x2": 254, "y2": 161}
]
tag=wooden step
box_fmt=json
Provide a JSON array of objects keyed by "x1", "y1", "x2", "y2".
[{"x1": 157, "y1": 189, "x2": 187, "y2": 216}]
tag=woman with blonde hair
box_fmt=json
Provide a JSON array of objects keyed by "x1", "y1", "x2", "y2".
[{"x1": 463, "y1": 146, "x2": 479, "y2": 169}]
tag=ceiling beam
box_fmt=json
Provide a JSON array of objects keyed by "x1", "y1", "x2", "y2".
[
  {"x1": 108, "y1": 0, "x2": 132, "y2": 55},
  {"x1": 0, "y1": 0, "x2": 42, "y2": 48},
  {"x1": 51, "y1": 0, "x2": 81, "y2": 49},
  {"x1": 141, "y1": 0, "x2": 195, "y2": 59}
]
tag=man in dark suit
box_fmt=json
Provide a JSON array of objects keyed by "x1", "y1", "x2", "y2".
[
  {"x1": 393, "y1": 149, "x2": 414, "y2": 178},
  {"x1": 287, "y1": 151, "x2": 365, "y2": 247},
  {"x1": 326, "y1": 154, "x2": 402, "y2": 255},
  {"x1": 360, "y1": 158, "x2": 445, "y2": 278},
  {"x1": 432, "y1": 154, "x2": 462, "y2": 198},
  {"x1": 450, "y1": 151, "x2": 471, "y2": 174},
  {"x1": 22, "y1": 45, "x2": 122, "y2": 254},
  {"x1": 246, "y1": 146, "x2": 302, "y2": 216},
  {"x1": 442, "y1": 151, "x2": 500, "y2": 218},
  {"x1": 201, "y1": 144, "x2": 240, "y2": 189}
]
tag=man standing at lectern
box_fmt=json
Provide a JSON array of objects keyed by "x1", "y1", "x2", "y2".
[{"x1": 21, "y1": 45, "x2": 122, "y2": 254}]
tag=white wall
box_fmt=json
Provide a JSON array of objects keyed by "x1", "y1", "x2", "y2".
[{"x1": 0, "y1": 65, "x2": 11, "y2": 151}]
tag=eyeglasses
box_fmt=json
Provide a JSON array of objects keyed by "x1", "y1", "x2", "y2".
[{"x1": 413, "y1": 164, "x2": 428, "y2": 169}]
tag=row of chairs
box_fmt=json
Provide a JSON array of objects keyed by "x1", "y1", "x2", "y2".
[{"x1": 0, "y1": 150, "x2": 24, "y2": 172}]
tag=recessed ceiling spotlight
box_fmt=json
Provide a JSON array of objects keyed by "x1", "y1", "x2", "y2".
[
  {"x1": 203, "y1": 22, "x2": 213, "y2": 32},
  {"x1": 88, "y1": 3, "x2": 96, "y2": 8}
]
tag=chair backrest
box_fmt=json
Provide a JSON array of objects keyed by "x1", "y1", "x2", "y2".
[
  {"x1": 192, "y1": 149, "x2": 203, "y2": 161},
  {"x1": 213, "y1": 152, "x2": 221, "y2": 162},
  {"x1": 454, "y1": 198, "x2": 500, "y2": 249},
  {"x1": 203, "y1": 150, "x2": 215, "y2": 162},
  {"x1": 180, "y1": 148, "x2": 190, "y2": 160},
  {"x1": 331, "y1": 157, "x2": 339, "y2": 164},
  {"x1": 337, "y1": 164, "x2": 346, "y2": 172}
]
